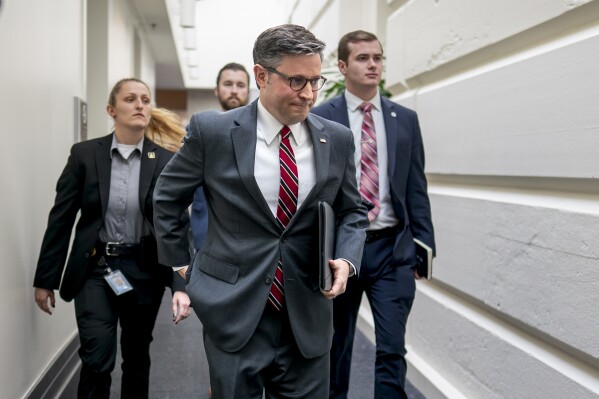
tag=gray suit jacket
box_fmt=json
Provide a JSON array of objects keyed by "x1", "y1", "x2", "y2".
[{"x1": 153, "y1": 100, "x2": 368, "y2": 358}]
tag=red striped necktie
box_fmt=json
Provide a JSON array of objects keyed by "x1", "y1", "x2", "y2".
[
  {"x1": 359, "y1": 102, "x2": 380, "y2": 222},
  {"x1": 268, "y1": 125, "x2": 298, "y2": 311}
]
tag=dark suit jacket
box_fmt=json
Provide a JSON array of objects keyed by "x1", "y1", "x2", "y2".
[
  {"x1": 312, "y1": 93, "x2": 435, "y2": 265},
  {"x1": 153, "y1": 101, "x2": 369, "y2": 359},
  {"x1": 34, "y1": 133, "x2": 185, "y2": 302}
]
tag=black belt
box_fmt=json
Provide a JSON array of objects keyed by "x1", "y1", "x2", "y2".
[
  {"x1": 95, "y1": 241, "x2": 141, "y2": 257},
  {"x1": 365, "y1": 226, "x2": 399, "y2": 243}
]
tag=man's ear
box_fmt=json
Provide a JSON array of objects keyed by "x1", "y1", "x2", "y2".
[
  {"x1": 253, "y1": 64, "x2": 267, "y2": 89},
  {"x1": 213, "y1": 87, "x2": 219, "y2": 98},
  {"x1": 338, "y1": 60, "x2": 347, "y2": 76}
]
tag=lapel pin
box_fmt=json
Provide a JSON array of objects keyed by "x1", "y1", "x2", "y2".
[
  {"x1": 148, "y1": 152, "x2": 156, "y2": 159},
  {"x1": 391, "y1": 112, "x2": 397, "y2": 118},
  {"x1": 320, "y1": 138, "x2": 327, "y2": 143}
]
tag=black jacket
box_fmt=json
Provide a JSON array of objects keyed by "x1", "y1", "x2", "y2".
[{"x1": 34, "y1": 133, "x2": 187, "y2": 301}]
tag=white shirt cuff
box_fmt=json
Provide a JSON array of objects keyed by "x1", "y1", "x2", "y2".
[{"x1": 340, "y1": 258, "x2": 357, "y2": 277}]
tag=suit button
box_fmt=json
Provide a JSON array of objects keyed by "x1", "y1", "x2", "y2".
[
  {"x1": 281, "y1": 236, "x2": 287, "y2": 243},
  {"x1": 265, "y1": 276, "x2": 272, "y2": 284}
]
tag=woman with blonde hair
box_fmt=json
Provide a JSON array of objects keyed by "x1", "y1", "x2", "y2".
[
  {"x1": 146, "y1": 107, "x2": 186, "y2": 152},
  {"x1": 34, "y1": 78, "x2": 190, "y2": 399}
]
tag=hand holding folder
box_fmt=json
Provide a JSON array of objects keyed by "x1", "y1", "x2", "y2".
[
  {"x1": 318, "y1": 202, "x2": 335, "y2": 291},
  {"x1": 413, "y1": 238, "x2": 433, "y2": 280}
]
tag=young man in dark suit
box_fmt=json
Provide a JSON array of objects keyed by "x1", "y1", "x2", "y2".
[
  {"x1": 153, "y1": 24, "x2": 369, "y2": 398},
  {"x1": 312, "y1": 30, "x2": 436, "y2": 399}
]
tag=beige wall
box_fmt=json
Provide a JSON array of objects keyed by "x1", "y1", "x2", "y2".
[{"x1": 0, "y1": 0, "x2": 161, "y2": 397}]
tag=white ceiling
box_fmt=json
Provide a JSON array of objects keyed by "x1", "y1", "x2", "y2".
[
  {"x1": 129, "y1": 0, "x2": 184, "y2": 89},
  {"x1": 133, "y1": 0, "x2": 297, "y2": 90}
]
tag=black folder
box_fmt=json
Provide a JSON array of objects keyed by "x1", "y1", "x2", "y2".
[
  {"x1": 414, "y1": 238, "x2": 433, "y2": 280},
  {"x1": 318, "y1": 202, "x2": 335, "y2": 291}
]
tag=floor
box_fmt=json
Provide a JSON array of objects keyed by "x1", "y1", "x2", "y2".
[{"x1": 107, "y1": 291, "x2": 426, "y2": 398}]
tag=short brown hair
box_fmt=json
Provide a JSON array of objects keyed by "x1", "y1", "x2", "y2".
[
  {"x1": 216, "y1": 62, "x2": 250, "y2": 86},
  {"x1": 253, "y1": 24, "x2": 325, "y2": 69},
  {"x1": 337, "y1": 30, "x2": 382, "y2": 63}
]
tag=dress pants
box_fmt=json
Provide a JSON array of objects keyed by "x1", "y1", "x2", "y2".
[
  {"x1": 330, "y1": 234, "x2": 415, "y2": 399},
  {"x1": 74, "y1": 256, "x2": 164, "y2": 399},
  {"x1": 203, "y1": 304, "x2": 330, "y2": 399}
]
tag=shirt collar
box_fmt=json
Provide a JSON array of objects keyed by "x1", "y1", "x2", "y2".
[
  {"x1": 257, "y1": 99, "x2": 303, "y2": 146},
  {"x1": 110, "y1": 133, "x2": 144, "y2": 159},
  {"x1": 344, "y1": 89, "x2": 381, "y2": 113}
]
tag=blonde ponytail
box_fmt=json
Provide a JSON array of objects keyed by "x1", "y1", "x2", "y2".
[{"x1": 146, "y1": 108, "x2": 186, "y2": 152}]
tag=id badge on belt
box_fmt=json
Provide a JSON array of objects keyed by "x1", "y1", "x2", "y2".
[{"x1": 98, "y1": 256, "x2": 133, "y2": 296}]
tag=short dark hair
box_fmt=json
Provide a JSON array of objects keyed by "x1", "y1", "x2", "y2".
[
  {"x1": 253, "y1": 24, "x2": 325, "y2": 69},
  {"x1": 216, "y1": 62, "x2": 250, "y2": 86},
  {"x1": 337, "y1": 30, "x2": 383, "y2": 63}
]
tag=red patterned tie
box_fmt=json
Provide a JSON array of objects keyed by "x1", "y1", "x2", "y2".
[
  {"x1": 269, "y1": 125, "x2": 298, "y2": 311},
  {"x1": 359, "y1": 102, "x2": 380, "y2": 221}
]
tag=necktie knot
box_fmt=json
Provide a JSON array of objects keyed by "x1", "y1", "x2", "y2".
[
  {"x1": 359, "y1": 102, "x2": 373, "y2": 113},
  {"x1": 280, "y1": 125, "x2": 291, "y2": 140}
]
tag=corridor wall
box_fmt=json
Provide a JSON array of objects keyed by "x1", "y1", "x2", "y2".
[
  {"x1": 293, "y1": 0, "x2": 599, "y2": 397},
  {"x1": 0, "y1": 0, "x2": 160, "y2": 397},
  {"x1": 388, "y1": 1, "x2": 599, "y2": 397}
]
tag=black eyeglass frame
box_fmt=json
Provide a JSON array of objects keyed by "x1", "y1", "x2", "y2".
[{"x1": 265, "y1": 67, "x2": 327, "y2": 91}]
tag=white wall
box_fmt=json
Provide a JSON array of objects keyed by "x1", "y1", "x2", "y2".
[
  {"x1": 87, "y1": 0, "x2": 157, "y2": 138},
  {"x1": 166, "y1": 0, "x2": 294, "y2": 90},
  {"x1": 0, "y1": 1, "x2": 84, "y2": 398},
  {"x1": 295, "y1": 0, "x2": 599, "y2": 397},
  {"x1": 0, "y1": 1, "x2": 161, "y2": 397},
  {"x1": 109, "y1": 0, "x2": 156, "y2": 92},
  {"x1": 385, "y1": 0, "x2": 599, "y2": 397}
]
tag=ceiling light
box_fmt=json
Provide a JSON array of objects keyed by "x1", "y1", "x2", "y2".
[
  {"x1": 179, "y1": 0, "x2": 196, "y2": 28},
  {"x1": 183, "y1": 27, "x2": 196, "y2": 49},
  {"x1": 187, "y1": 52, "x2": 199, "y2": 67}
]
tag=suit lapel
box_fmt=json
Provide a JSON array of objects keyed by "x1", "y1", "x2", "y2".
[
  {"x1": 329, "y1": 95, "x2": 351, "y2": 127},
  {"x1": 231, "y1": 101, "x2": 277, "y2": 225},
  {"x1": 95, "y1": 134, "x2": 114, "y2": 219},
  {"x1": 381, "y1": 97, "x2": 398, "y2": 179},
  {"x1": 139, "y1": 138, "x2": 159, "y2": 213},
  {"x1": 230, "y1": 103, "x2": 332, "y2": 230},
  {"x1": 287, "y1": 114, "x2": 330, "y2": 228}
]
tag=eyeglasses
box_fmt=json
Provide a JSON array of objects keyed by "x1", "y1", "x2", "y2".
[{"x1": 265, "y1": 67, "x2": 327, "y2": 91}]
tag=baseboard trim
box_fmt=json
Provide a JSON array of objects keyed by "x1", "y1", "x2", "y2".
[
  {"x1": 405, "y1": 346, "x2": 466, "y2": 399},
  {"x1": 26, "y1": 333, "x2": 80, "y2": 399}
]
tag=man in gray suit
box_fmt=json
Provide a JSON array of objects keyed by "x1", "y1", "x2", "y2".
[{"x1": 153, "y1": 24, "x2": 368, "y2": 398}]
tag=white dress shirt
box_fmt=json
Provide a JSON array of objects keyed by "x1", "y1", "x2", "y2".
[
  {"x1": 345, "y1": 90, "x2": 399, "y2": 230},
  {"x1": 255, "y1": 100, "x2": 316, "y2": 217}
]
